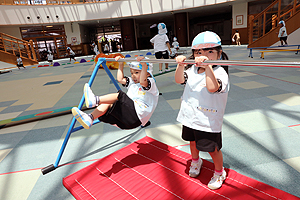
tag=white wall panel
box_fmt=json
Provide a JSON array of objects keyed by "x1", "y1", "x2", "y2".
[{"x1": 0, "y1": 0, "x2": 233, "y2": 26}]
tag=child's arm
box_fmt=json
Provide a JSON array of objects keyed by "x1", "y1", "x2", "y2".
[
  {"x1": 137, "y1": 56, "x2": 148, "y2": 88},
  {"x1": 175, "y1": 55, "x2": 186, "y2": 84},
  {"x1": 166, "y1": 42, "x2": 172, "y2": 53},
  {"x1": 195, "y1": 56, "x2": 219, "y2": 93},
  {"x1": 116, "y1": 56, "x2": 127, "y2": 85}
]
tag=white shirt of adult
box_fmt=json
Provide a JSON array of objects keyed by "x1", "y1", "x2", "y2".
[
  {"x1": 177, "y1": 65, "x2": 229, "y2": 133},
  {"x1": 150, "y1": 34, "x2": 169, "y2": 53},
  {"x1": 125, "y1": 77, "x2": 159, "y2": 126},
  {"x1": 278, "y1": 26, "x2": 287, "y2": 37}
]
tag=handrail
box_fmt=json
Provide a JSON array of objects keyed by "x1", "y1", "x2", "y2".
[
  {"x1": 0, "y1": 0, "x2": 119, "y2": 5},
  {"x1": 252, "y1": 0, "x2": 280, "y2": 21},
  {"x1": 249, "y1": 0, "x2": 299, "y2": 45},
  {"x1": 0, "y1": 32, "x2": 37, "y2": 62}
]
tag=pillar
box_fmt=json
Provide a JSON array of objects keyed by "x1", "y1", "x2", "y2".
[
  {"x1": 120, "y1": 19, "x2": 136, "y2": 51},
  {"x1": 174, "y1": 13, "x2": 188, "y2": 47}
]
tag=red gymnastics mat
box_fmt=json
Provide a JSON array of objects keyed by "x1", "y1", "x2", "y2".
[{"x1": 63, "y1": 136, "x2": 299, "y2": 200}]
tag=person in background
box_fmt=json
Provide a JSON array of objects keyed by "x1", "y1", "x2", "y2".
[
  {"x1": 91, "y1": 41, "x2": 99, "y2": 59},
  {"x1": 170, "y1": 37, "x2": 180, "y2": 58},
  {"x1": 67, "y1": 47, "x2": 76, "y2": 62},
  {"x1": 47, "y1": 50, "x2": 53, "y2": 65},
  {"x1": 150, "y1": 23, "x2": 172, "y2": 73},
  {"x1": 232, "y1": 30, "x2": 241, "y2": 46},
  {"x1": 16, "y1": 54, "x2": 26, "y2": 69},
  {"x1": 278, "y1": 20, "x2": 288, "y2": 46}
]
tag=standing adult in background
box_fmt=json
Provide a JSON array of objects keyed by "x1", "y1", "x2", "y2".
[
  {"x1": 232, "y1": 30, "x2": 241, "y2": 46},
  {"x1": 150, "y1": 23, "x2": 172, "y2": 73},
  {"x1": 278, "y1": 20, "x2": 288, "y2": 46}
]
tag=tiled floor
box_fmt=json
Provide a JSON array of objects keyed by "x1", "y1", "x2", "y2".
[{"x1": 0, "y1": 46, "x2": 300, "y2": 199}]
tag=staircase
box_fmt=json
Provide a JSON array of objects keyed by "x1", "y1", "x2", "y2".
[
  {"x1": 248, "y1": 0, "x2": 300, "y2": 48},
  {"x1": 0, "y1": 33, "x2": 38, "y2": 66}
]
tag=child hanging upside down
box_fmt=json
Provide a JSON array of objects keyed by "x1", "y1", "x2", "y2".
[{"x1": 72, "y1": 56, "x2": 159, "y2": 130}]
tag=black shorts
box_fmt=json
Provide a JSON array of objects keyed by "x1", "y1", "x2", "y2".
[
  {"x1": 17, "y1": 64, "x2": 24, "y2": 67},
  {"x1": 182, "y1": 125, "x2": 222, "y2": 152},
  {"x1": 155, "y1": 50, "x2": 169, "y2": 59},
  {"x1": 280, "y1": 36, "x2": 287, "y2": 41},
  {"x1": 70, "y1": 55, "x2": 75, "y2": 59},
  {"x1": 98, "y1": 90, "x2": 141, "y2": 129}
]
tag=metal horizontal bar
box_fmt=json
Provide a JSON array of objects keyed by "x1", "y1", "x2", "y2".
[{"x1": 104, "y1": 58, "x2": 300, "y2": 68}]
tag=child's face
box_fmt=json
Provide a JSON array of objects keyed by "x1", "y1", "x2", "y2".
[
  {"x1": 194, "y1": 48, "x2": 221, "y2": 60},
  {"x1": 130, "y1": 68, "x2": 141, "y2": 83}
]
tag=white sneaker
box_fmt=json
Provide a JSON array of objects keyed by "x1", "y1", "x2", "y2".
[
  {"x1": 165, "y1": 68, "x2": 171, "y2": 72},
  {"x1": 208, "y1": 169, "x2": 226, "y2": 190},
  {"x1": 159, "y1": 70, "x2": 163, "y2": 74},
  {"x1": 72, "y1": 107, "x2": 93, "y2": 129},
  {"x1": 189, "y1": 158, "x2": 203, "y2": 178},
  {"x1": 84, "y1": 83, "x2": 97, "y2": 108}
]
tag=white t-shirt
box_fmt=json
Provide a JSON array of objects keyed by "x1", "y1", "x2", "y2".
[
  {"x1": 125, "y1": 77, "x2": 159, "y2": 126},
  {"x1": 48, "y1": 54, "x2": 53, "y2": 61},
  {"x1": 17, "y1": 57, "x2": 22, "y2": 65},
  {"x1": 104, "y1": 44, "x2": 109, "y2": 51},
  {"x1": 177, "y1": 65, "x2": 229, "y2": 133},
  {"x1": 69, "y1": 49, "x2": 75, "y2": 55},
  {"x1": 93, "y1": 45, "x2": 99, "y2": 55},
  {"x1": 278, "y1": 26, "x2": 287, "y2": 37},
  {"x1": 172, "y1": 41, "x2": 179, "y2": 49},
  {"x1": 150, "y1": 34, "x2": 169, "y2": 52}
]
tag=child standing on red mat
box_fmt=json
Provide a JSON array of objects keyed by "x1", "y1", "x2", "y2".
[
  {"x1": 71, "y1": 56, "x2": 159, "y2": 130},
  {"x1": 175, "y1": 31, "x2": 229, "y2": 190}
]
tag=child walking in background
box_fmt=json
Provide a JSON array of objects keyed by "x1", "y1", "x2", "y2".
[
  {"x1": 170, "y1": 37, "x2": 180, "y2": 59},
  {"x1": 72, "y1": 56, "x2": 159, "y2": 130},
  {"x1": 47, "y1": 51, "x2": 53, "y2": 65},
  {"x1": 278, "y1": 20, "x2": 288, "y2": 46},
  {"x1": 232, "y1": 30, "x2": 241, "y2": 46},
  {"x1": 16, "y1": 54, "x2": 25, "y2": 69},
  {"x1": 150, "y1": 23, "x2": 172, "y2": 73},
  {"x1": 91, "y1": 41, "x2": 100, "y2": 59},
  {"x1": 67, "y1": 47, "x2": 76, "y2": 62},
  {"x1": 175, "y1": 31, "x2": 229, "y2": 190}
]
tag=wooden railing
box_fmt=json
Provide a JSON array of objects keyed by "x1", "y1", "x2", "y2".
[
  {"x1": 249, "y1": 0, "x2": 300, "y2": 45},
  {"x1": 0, "y1": 32, "x2": 37, "y2": 62},
  {"x1": 0, "y1": 0, "x2": 117, "y2": 5}
]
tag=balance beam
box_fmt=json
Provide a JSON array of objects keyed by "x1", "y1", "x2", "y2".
[{"x1": 260, "y1": 49, "x2": 300, "y2": 59}]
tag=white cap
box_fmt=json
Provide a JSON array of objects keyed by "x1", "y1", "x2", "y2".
[
  {"x1": 191, "y1": 31, "x2": 221, "y2": 49},
  {"x1": 128, "y1": 60, "x2": 153, "y2": 75},
  {"x1": 157, "y1": 23, "x2": 167, "y2": 35}
]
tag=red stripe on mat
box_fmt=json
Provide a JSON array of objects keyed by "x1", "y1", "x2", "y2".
[{"x1": 63, "y1": 136, "x2": 299, "y2": 200}]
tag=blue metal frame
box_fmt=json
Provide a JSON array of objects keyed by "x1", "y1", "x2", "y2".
[{"x1": 53, "y1": 58, "x2": 121, "y2": 168}]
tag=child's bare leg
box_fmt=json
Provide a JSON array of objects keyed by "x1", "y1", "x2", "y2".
[
  {"x1": 207, "y1": 147, "x2": 226, "y2": 190},
  {"x1": 98, "y1": 93, "x2": 119, "y2": 104},
  {"x1": 159, "y1": 63, "x2": 163, "y2": 71},
  {"x1": 165, "y1": 63, "x2": 169, "y2": 70},
  {"x1": 91, "y1": 103, "x2": 111, "y2": 119},
  {"x1": 189, "y1": 141, "x2": 202, "y2": 178},
  {"x1": 208, "y1": 147, "x2": 223, "y2": 171},
  {"x1": 190, "y1": 141, "x2": 199, "y2": 159}
]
